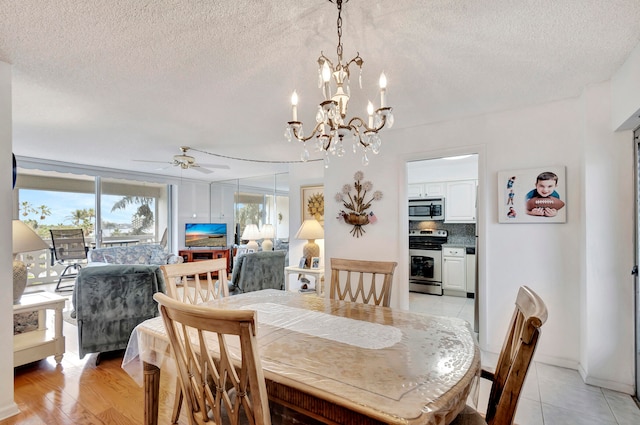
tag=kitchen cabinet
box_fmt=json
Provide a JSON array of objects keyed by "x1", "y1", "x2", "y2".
[
  {"x1": 408, "y1": 182, "x2": 444, "y2": 199},
  {"x1": 444, "y1": 180, "x2": 477, "y2": 223},
  {"x1": 442, "y1": 246, "x2": 466, "y2": 293},
  {"x1": 466, "y1": 252, "x2": 476, "y2": 295}
]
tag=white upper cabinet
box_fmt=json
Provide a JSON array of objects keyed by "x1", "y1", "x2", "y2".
[
  {"x1": 444, "y1": 180, "x2": 477, "y2": 223},
  {"x1": 408, "y1": 182, "x2": 444, "y2": 199}
]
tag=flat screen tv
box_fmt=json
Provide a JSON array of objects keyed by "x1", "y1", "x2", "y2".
[{"x1": 185, "y1": 223, "x2": 227, "y2": 248}]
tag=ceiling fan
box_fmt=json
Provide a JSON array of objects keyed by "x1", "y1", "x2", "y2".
[{"x1": 134, "y1": 146, "x2": 230, "y2": 174}]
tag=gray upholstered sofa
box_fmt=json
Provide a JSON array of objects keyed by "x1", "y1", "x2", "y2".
[
  {"x1": 87, "y1": 243, "x2": 183, "y2": 265},
  {"x1": 72, "y1": 264, "x2": 165, "y2": 358},
  {"x1": 229, "y1": 250, "x2": 286, "y2": 294}
]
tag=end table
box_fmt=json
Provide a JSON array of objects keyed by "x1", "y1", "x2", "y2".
[
  {"x1": 14, "y1": 292, "x2": 66, "y2": 367},
  {"x1": 284, "y1": 266, "x2": 325, "y2": 296}
]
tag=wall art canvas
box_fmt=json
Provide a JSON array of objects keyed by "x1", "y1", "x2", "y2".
[
  {"x1": 301, "y1": 185, "x2": 324, "y2": 223},
  {"x1": 498, "y1": 166, "x2": 566, "y2": 223}
]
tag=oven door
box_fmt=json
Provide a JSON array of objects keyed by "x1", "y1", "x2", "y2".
[{"x1": 409, "y1": 249, "x2": 442, "y2": 283}]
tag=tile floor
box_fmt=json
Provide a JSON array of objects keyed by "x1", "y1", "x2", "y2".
[{"x1": 408, "y1": 292, "x2": 640, "y2": 425}]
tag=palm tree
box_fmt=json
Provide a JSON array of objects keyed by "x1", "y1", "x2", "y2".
[
  {"x1": 111, "y1": 196, "x2": 154, "y2": 235},
  {"x1": 66, "y1": 209, "x2": 87, "y2": 226},
  {"x1": 37, "y1": 205, "x2": 51, "y2": 221},
  {"x1": 20, "y1": 201, "x2": 34, "y2": 217}
]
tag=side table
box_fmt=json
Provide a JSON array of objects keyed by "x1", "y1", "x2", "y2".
[
  {"x1": 13, "y1": 292, "x2": 66, "y2": 367},
  {"x1": 284, "y1": 266, "x2": 325, "y2": 296}
]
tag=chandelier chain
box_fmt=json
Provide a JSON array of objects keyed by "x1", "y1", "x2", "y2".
[{"x1": 336, "y1": 0, "x2": 343, "y2": 62}]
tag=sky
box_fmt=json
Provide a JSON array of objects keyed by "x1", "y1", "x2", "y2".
[{"x1": 19, "y1": 189, "x2": 146, "y2": 226}]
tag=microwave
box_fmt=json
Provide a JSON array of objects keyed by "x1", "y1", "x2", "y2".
[{"x1": 409, "y1": 198, "x2": 445, "y2": 221}]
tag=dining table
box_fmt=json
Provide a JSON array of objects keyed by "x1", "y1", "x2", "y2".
[{"x1": 122, "y1": 289, "x2": 480, "y2": 425}]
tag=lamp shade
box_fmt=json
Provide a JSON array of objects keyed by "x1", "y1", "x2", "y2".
[
  {"x1": 241, "y1": 224, "x2": 261, "y2": 241},
  {"x1": 295, "y1": 219, "x2": 324, "y2": 241},
  {"x1": 12, "y1": 220, "x2": 49, "y2": 255},
  {"x1": 12, "y1": 220, "x2": 49, "y2": 303},
  {"x1": 260, "y1": 224, "x2": 275, "y2": 251},
  {"x1": 241, "y1": 224, "x2": 261, "y2": 252},
  {"x1": 260, "y1": 224, "x2": 275, "y2": 239},
  {"x1": 295, "y1": 219, "x2": 324, "y2": 267}
]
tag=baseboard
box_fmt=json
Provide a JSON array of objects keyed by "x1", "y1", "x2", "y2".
[
  {"x1": 577, "y1": 364, "x2": 635, "y2": 395},
  {"x1": 0, "y1": 402, "x2": 20, "y2": 420}
]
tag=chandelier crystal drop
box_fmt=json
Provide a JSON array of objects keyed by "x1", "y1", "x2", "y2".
[{"x1": 285, "y1": 0, "x2": 394, "y2": 166}]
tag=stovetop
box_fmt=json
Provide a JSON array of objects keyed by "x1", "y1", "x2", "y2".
[
  {"x1": 409, "y1": 229, "x2": 448, "y2": 250},
  {"x1": 409, "y1": 229, "x2": 448, "y2": 238}
]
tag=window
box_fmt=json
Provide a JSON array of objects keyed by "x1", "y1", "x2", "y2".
[{"x1": 15, "y1": 171, "x2": 170, "y2": 285}]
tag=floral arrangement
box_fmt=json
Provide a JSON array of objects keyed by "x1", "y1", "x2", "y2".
[
  {"x1": 335, "y1": 171, "x2": 382, "y2": 237},
  {"x1": 307, "y1": 192, "x2": 324, "y2": 222}
]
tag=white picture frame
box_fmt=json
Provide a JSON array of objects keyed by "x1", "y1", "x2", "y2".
[
  {"x1": 498, "y1": 166, "x2": 567, "y2": 223},
  {"x1": 298, "y1": 256, "x2": 307, "y2": 268},
  {"x1": 311, "y1": 257, "x2": 320, "y2": 269}
]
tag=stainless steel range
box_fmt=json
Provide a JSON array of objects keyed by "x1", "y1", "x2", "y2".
[{"x1": 409, "y1": 229, "x2": 448, "y2": 295}]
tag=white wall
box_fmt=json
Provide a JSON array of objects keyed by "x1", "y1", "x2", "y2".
[
  {"x1": 176, "y1": 181, "x2": 218, "y2": 249},
  {"x1": 612, "y1": 42, "x2": 640, "y2": 131},
  {"x1": 0, "y1": 61, "x2": 20, "y2": 419},
  {"x1": 317, "y1": 82, "x2": 635, "y2": 393},
  {"x1": 286, "y1": 162, "x2": 325, "y2": 288}
]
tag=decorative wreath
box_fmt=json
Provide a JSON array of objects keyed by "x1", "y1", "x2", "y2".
[
  {"x1": 307, "y1": 192, "x2": 324, "y2": 222},
  {"x1": 335, "y1": 171, "x2": 382, "y2": 237}
]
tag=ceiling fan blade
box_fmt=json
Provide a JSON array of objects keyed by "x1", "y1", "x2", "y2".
[
  {"x1": 191, "y1": 165, "x2": 214, "y2": 174},
  {"x1": 133, "y1": 159, "x2": 172, "y2": 164},
  {"x1": 197, "y1": 163, "x2": 231, "y2": 170}
]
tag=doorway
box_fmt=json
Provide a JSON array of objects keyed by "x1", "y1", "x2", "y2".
[{"x1": 407, "y1": 154, "x2": 479, "y2": 331}]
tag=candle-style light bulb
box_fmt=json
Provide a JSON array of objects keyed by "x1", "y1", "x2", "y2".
[
  {"x1": 322, "y1": 62, "x2": 331, "y2": 100},
  {"x1": 379, "y1": 72, "x2": 387, "y2": 108},
  {"x1": 367, "y1": 101, "x2": 374, "y2": 128},
  {"x1": 322, "y1": 62, "x2": 331, "y2": 82},
  {"x1": 291, "y1": 91, "x2": 298, "y2": 121}
]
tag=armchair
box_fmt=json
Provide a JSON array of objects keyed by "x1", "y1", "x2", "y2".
[
  {"x1": 72, "y1": 264, "x2": 165, "y2": 359},
  {"x1": 229, "y1": 250, "x2": 286, "y2": 294}
]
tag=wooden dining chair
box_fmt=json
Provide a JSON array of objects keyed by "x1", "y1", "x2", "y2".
[
  {"x1": 160, "y1": 258, "x2": 230, "y2": 422},
  {"x1": 154, "y1": 292, "x2": 271, "y2": 425},
  {"x1": 161, "y1": 258, "x2": 229, "y2": 304},
  {"x1": 451, "y1": 285, "x2": 548, "y2": 425},
  {"x1": 329, "y1": 258, "x2": 398, "y2": 307}
]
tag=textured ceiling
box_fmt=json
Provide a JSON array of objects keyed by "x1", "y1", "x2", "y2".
[{"x1": 2, "y1": 0, "x2": 640, "y2": 181}]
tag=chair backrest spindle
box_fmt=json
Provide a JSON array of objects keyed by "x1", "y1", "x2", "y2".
[
  {"x1": 161, "y1": 258, "x2": 229, "y2": 304},
  {"x1": 485, "y1": 286, "x2": 548, "y2": 425},
  {"x1": 329, "y1": 258, "x2": 397, "y2": 307},
  {"x1": 154, "y1": 293, "x2": 271, "y2": 425}
]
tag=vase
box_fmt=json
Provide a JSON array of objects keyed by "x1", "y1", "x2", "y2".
[{"x1": 345, "y1": 213, "x2": 369, "y2": 226}]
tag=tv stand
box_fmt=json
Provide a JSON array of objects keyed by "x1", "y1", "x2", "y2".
[{"x1": 179, "y1": 249, "x2": 231, "y2": 273}]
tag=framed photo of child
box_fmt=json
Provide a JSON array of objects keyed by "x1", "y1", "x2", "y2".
[
  {"x1": 498, "y1": 166, "x2": 566, "y2": 223},
  {"x1": 311, "y1": 257, "x2": 320, "y2": 269}
]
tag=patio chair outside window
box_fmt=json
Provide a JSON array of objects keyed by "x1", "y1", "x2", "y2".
[{"x1": 50, "y1": 229, "x2": 89, "y2": 291}]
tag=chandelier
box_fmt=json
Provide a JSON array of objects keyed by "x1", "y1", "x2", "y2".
[{"x1": 284, "y1": 0, "x2": 394, "y2": 167}]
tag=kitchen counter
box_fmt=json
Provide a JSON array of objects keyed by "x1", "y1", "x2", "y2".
[{"x1": 443, "y1": 243, "x2": 475, "y2": 254}]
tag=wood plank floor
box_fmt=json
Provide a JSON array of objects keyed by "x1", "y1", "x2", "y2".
[
  {"x1": 4, "y1": 289, "x2": 316, "y2": 425},
  {"x1": 4, "y1": 294, "x2": 189, "y2": 425}
]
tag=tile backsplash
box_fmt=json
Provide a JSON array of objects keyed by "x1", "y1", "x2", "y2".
[{"x1": 409, "y1": 221, "x2": 476, "y2": 246}]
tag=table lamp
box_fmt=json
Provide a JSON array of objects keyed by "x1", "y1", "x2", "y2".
[
  {"x1": 13, "y1": 220, "x2": 49, "y2": 303},
  {"x1": 260, "y1": 224, "x2": 275, "y2": 251},
  {"x1": 241, "y1": 224, "x2": 261, "y2": 252},
  {"x1": 295, "y1": 219, "x2": 324, "y2": 268}
]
